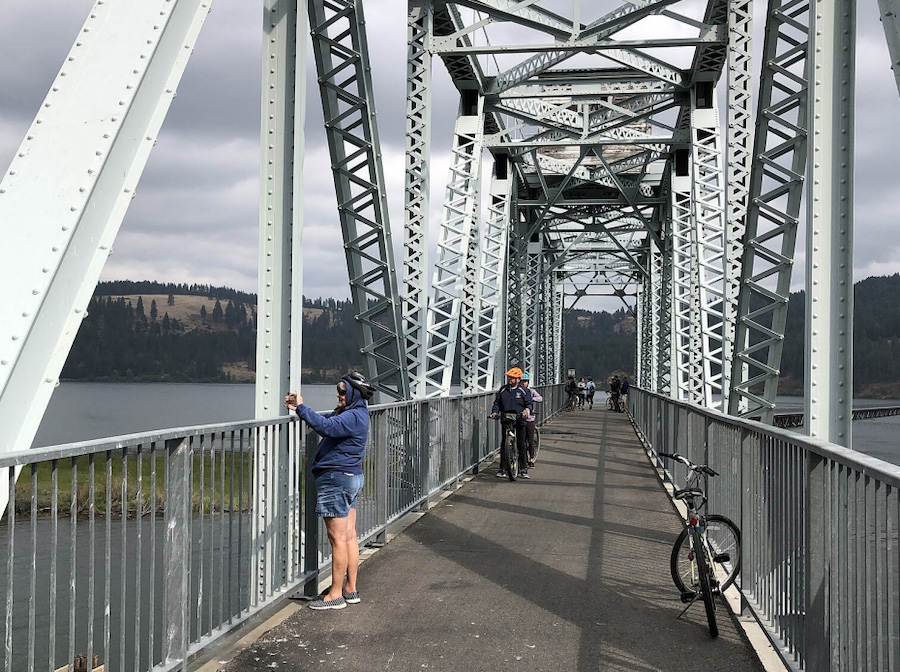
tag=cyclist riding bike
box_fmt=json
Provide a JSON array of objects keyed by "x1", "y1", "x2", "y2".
[
  {"x1": 564, "y1": 374, "x2": 578, "y2": 410},
  {"x1": 491, "y1": 367, "x2": 533, "y2": 479},
  {"x1": 609, "y1": 375, "x2": 622, "y2": 412},
  {"x1": 521, "y1": 373, "x2": 542, "y2": 468}
]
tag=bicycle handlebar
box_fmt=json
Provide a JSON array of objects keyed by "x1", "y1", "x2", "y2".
[{"x1": 656, "y1": 452, "x2": 719, "y2": 477}]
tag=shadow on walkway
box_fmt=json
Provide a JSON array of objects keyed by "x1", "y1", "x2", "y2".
[{"x1": 220, "y1": 408, "x2": 763, "y2": 672}]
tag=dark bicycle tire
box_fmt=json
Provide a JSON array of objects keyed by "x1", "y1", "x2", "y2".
[
  {"x1": 692, "y1": 526, "x2": 718, "y2": 638},
  {"x1": 505, "y1": 431, "x2": 518, "y2": 481},
  {"x1": 531, "y1": 427, "x2": 540, "y2": 462},
  {"x1": 670, "y1": 515, "x2": 741, "y2": 594}
]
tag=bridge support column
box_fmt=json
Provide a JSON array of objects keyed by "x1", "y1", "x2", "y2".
[
  {"x1": 805, "y1": 0, "x2": 855, "y2": 448},
  {"x1": 403, "y1": 0, "x2": 433, "y2": 398},
  {"x1": 424, "y1": 93, "x2": 484, "y2": 396},
  {"x1": 804, "y1": 452, "x2": 830, "y2": 668}
]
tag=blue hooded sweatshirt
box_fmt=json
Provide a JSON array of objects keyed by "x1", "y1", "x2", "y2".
[{"x1": 294, "y1": 381, "x2": 369, "y2": 478}]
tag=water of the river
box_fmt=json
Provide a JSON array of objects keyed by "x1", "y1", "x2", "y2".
[{"x1": 33, "y1": 383, "x2": 900, "y2": 467}]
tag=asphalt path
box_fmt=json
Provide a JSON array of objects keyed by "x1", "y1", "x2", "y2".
[{"x1": 219, "y1": 407, "x2": 764, "y2": 672}]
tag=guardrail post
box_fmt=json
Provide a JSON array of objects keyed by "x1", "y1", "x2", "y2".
[
  {"x1": 805, "y1": 452, "x2": 830, "y2": 669},
  {"x1": 374, "y1": 412, "x2": 388, "y2": 545},
  {"x1": 163, "y1": 437, "x2": 190, "y2": 667},
  {"x1": 303, "y1": 426, "x2": 320, "y2": 597},
  {"x1": 418, "y1": 401, "x2": 430, "y2": 512}
]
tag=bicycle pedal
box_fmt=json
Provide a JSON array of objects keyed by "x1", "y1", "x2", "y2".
[
  {"x1": 713, "y1": 553, "x2": 730, "y2": 563},
  {"x1": 680, "y1": 591, "x2": 698, "y2": 603}
]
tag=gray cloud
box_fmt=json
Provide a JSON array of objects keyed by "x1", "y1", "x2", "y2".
[{"x1": 1, "y1": 0, "x2": 899, "y2": 314}]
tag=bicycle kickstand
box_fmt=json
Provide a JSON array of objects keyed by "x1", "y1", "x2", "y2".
[{"x1": 675, "y1": 592, "x2": 699, "y2": 620}]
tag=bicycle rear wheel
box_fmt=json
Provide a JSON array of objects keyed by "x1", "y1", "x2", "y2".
[
  {"x1": 531, "y1": 427, "x2": 540, "y2": 462},
  {"x1": 692, "y1": 527, "x2": 718, "y2": 638},
  {"x1": 505, "y1": 431, "x2": 518, "y2": 481},
  {"x1": 671, "y1": 515, "x2": 740, "y2": 593}
]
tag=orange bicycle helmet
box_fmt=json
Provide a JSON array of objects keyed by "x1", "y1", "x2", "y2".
[{"x1": 505, "y1": 367, "x2": 524, "y2": 379}]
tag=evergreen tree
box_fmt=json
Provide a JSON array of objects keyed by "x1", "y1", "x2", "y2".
[
  {"x1": 212, "y1": 300, "x2": 224, "y2": 324},
  {"x1": 167, "y1": 293, "x2": 175, "y2": 306},
  {"x1": 136, "y1": 297, "x2": 145, "y2": 320},
  {"x1": 200, "y1": 304, "x2": 208, "y2": 321},
  {"x1": 150, "y1": 299, "x2": 158, "y2": 322}
]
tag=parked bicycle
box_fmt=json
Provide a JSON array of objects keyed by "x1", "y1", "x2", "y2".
[
  {"x1": 491, "y1": 412, "x2": 520, "y2": 481},
  {"x1": 657, "y1": 452, "x2": 741, "y2": 638}
]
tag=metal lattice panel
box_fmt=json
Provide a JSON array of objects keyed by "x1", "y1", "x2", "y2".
[
  {"x1": 727, "y1": 0, "x2": 810, "y2": 422},
  {"x1": 423, "y1": 99, "x2": 485, "y2": 396},
  {"x1": 723, "y1": 0, "x2": 753, "y2": 410},
  {"x1": 671, "y1": 173, "x2": 703, "y2": 403},
  {"x1": 308, "y1": 0, "x2": 409, "y2": 400},
  {"x1": 402, "y1": 1, "x2": 432, "y2": 397},
  {"x1": 691, "y1": 87, "x2": 727, "y2": 407}
]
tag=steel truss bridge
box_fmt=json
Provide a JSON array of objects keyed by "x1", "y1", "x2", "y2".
[{"x1": 1, "y1": 0, "x2": 900, "y2": 670}]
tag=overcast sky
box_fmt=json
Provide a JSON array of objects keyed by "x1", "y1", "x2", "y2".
[{"x1": 1, "y1": 1, "x2": 899, "y2": 310}]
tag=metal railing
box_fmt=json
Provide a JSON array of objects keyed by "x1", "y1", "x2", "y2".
[
  {"x1": 629, "y1": 387, "x2": 900, "y2": 671},
  {"x1": 0, "y1": 384, "x2": 565, "y2": 672}
]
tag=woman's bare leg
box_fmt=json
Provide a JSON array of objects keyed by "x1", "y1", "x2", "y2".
[{"x1": 345, "y1": 507, "x2": 359, "y2": 593}]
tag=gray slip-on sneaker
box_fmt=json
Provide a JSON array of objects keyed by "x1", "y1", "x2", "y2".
[
  {"x1": 343, "y1": 591, "x2": 361, "y2": 604},
  {"x1": 308, "y1": 596, "x2": 347, "y2": 610}
]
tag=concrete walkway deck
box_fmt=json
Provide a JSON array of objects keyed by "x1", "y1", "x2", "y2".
[{"x1": 217, "y1": 407, "x2": 764, "y2": 672}]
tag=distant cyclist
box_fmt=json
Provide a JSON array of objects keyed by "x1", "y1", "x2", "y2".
[
  {"x1": 577, "y1": 378, "x2": 587, "y2": 408},
  {"x1": 491, "y1": 367, "x2": 533, "y2": 479},
  {"x1": 620, "y1": 375, "x2": 630, "y2": 412},
  {"x1": 609, "y1": 374, "x2": 622, "y2": 412},
  {"x1": 521, "y1": 373, "x2": 542, "y2": 468},
  {"x1": 564, "y1": 374, "x2": 578, "y2": 410},
  {"x1": 586, "y1": 377, "x2": 596, "y2": 409}
]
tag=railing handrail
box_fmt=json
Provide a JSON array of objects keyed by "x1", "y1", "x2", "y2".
[
  {"x1": 634, "y1": 387, "x2": 900, "y2": 489},
  {"x1": 10, "y1": 386, "x2": 563, "y2": 470}
]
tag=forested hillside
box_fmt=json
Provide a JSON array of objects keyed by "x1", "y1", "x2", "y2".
[{"x1": 62, "y1": 275, "x2": 900, "y2": 394}]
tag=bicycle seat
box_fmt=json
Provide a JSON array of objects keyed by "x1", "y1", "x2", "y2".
[{"x1": 674, "y1": 488, "x2": 704, "y2": 501}]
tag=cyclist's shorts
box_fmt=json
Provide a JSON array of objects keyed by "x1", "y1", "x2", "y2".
[{"x1": 314, "y1": 471, "x2": 364, "y2": 518}]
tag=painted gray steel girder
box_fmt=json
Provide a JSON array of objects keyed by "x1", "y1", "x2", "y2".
[
  {"x1": 523, "y1": 241, "x2": 542, "y2": 381},
  {"x1": 527, "y1": 154, "x2": 656, "y2": 198},
  {"x1": 485, "y1": 0, "x2": 683, "y2": 95},
  {"x1": 470, "y1": 170, "x2": 512, "y2": 392},
  {"x1": 691, "y1": 88, "x2": 727, "y2": 408},
  {"x1": 403, "y1": 2, "x2": 433, "y2": 397},
  {"x1": 804, "y1": 0, "x2": 855, "y2": 449},
  {"x1": 671, "y1": 173, "x2": 703, "y2": 403},
  {"x1": 657, "y1": 218, "x2": 674, "y2": 395},
  {"x1": 880, "y1": 0, "x2": 900, "y2": 97},
  {"x1": 444, "y1": 0, "x2": 574, "y2": 39},
  {"x1": 727, "y1": 0, "x2": 810, "y2": 423},
  {"x1": 497, "y1": 79, "x2": 677, "y2": 99},
  {"x1": 257, "y1": 0, "x2": 306, "y2": 421},
  {"x1": 423, "y1": 101, "x2": 485, "y2": 396},
  {"x1": 538, "y1": 258, "x2": 553, "y2": 385},
  {"x1": 308, "y1": 0, "x2": 409, "y2": 401},
  {"x1": 506, "y1": 209, "x2": 528, "y2": 368},
  {"x1": 0, "y1": 0, "x2": 212, "y2": 457},
  {"x1": 723, "y1": 0, "x2": 753, "y2": 410},
  {"x1": 552, "y1": 275, "x2": 564, "y2": 384},
  {"x1": 459, "y1": 190, "x2": 482, "y2": 395}
]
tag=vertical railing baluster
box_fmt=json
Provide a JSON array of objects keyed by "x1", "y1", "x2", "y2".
[
  {"x1": 104, "y1": 452, "x2": 111, "y2": 672},
  {"x1": 28, "y1": 464, "x2": 37, "y2": 672},
  {"x1": 149, "y1": 443, "x2": 157, "y2": 668},
  {"x1": 120, "y1": 447, "x2": 127, "y2": 672},
  {"x1": 238, "y1": 429, "x2": 245, "y2": 613},
  {"x1": 219, "y1": 431, "x2": 226, "y2": 627},
  {"x1": 6, "y1": 467, "x2": 15, "y2": 672},
  {"x1": 49, "y1": 461, "x2": 58, "y2": 672},
  {"x1": 87, "y1": 455, "x2": 95, "y2": 672},
  {"x1": 68, "y1": 457, "x2": 76, "y2": 670},
  {"x1": 209, "y1": 433, "x2": 215, "y2": 633},
  {"x1": 228, "y1": 431, "x2": 235, "y2": 622},
  {"x1": 135, "y1": 445, "x2": 143, "y2": 671},
  {"x1": 198, "y1": 434, "x2": 205, "y2": 636}
]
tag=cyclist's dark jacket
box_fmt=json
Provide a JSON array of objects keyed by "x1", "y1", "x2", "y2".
[
  {"x1": 565, "y1": 379, "x2": 578, "y2": 395},
  {"x1": 492, "y1": 384, "x2": 533, "y2": 426},
  {"x1": 621, "y1": 379, "x2": 630, "y2": 395},
  {"x1": 610, "y1": 378, "x2": 621, "y2": 394}
]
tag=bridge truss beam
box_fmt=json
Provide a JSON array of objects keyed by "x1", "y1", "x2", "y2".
[{"x1": 308, "y1": 0, "x2": 409, "y2": 401}]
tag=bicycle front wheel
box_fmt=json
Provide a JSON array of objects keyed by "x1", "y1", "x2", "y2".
[
  {"x1": 505, "y1": 432, "x2": 518, "y2": 481},
  {"x1": 693, "y1": 527, "x2": 718, "y2": 638},
  {"x1": 670, "y1": 515, "x2": 741, "y2": 594},
  {"x1": 532, "y1": 427, "x2": 540, "y2": 462}
]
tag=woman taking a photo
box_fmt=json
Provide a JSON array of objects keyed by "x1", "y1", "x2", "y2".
[{"x1": 285, "y1": 371, "x2": 375, "y2": 610}]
